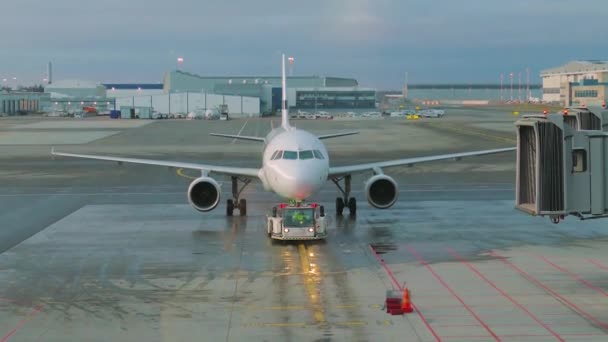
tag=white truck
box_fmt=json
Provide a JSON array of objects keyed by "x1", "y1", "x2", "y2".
[{"x1": 267, "y1": 203, "x2": 327, "y2": 240}]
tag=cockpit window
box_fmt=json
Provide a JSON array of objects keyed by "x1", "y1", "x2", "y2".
[
  {"x1": 283, "y1": 151, "x2": 297, "y2": 160},
  {"x1": 299, "y1": 150, "x2": 314, "y2": 160},
  {"x1": 271, "y1": 150, "x2": 283, "y2": 160},
  {"x1": 313, "y1": 150, "x2": 324, "y2": 159}
]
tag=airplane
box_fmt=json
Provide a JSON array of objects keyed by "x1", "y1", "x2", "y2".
[{"x1": 52, "y1": 54, "x2": 515, "y2": 217}]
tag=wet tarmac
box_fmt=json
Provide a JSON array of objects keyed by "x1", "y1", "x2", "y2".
[{"x1": 2, "y1": 113, "x2": 608, "y2": 341}]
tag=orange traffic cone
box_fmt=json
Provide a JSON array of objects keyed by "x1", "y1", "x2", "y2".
[{"x1": 402, "y1": 288, "x2": 413, "y2": 313}]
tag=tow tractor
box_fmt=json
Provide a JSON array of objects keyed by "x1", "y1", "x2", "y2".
[{"x1": 267, "y1": 202, "x2": 327, "y2": 240}]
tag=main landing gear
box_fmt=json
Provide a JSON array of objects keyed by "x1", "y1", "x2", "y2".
[
  {"x1": 227, "y1": 176, "x2": 251, "y2": 216},
  {"x1": 331, "y1": 174, "x2": 356, "y2": 216}
]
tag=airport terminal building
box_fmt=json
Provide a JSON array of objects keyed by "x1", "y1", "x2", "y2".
[{"x1": 541, "y1": 60, "x2": 608, "y2": 106}]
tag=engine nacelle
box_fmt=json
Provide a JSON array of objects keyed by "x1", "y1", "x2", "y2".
[
  {"x1": 187, "y1": 177, "x2": 221, "y2": 212},
  {"x1": 364, "y1": 174, "x2": 398, "y2": 209}
]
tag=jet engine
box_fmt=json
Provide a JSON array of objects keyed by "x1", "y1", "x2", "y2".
[
  {"x1": 364, "y1": 175, "x2": 398, "y2": 209},
  {"x1": 187, "y1": 177, "x2": 221, "y2": 212}
]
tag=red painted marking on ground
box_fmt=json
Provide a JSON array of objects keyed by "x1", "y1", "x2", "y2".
[
  {"x1": 368, "y1": 245, "x2": 401, "y2": 290},
  {"x1": 419, "y1": 302, "x2": 569, "y2": 309},
  {"x1": 368, "y1": 245, "x2": 442, "y2": 342},
  {"x1": 405, "y1": 245, "x2": 500, "y2": 341},
  {"x1": 539, "y1": 255, "x2": 608, "y2": 298},
  {"x1": 442, "y1": 333, "x2": 605, "y2": 339},
  {"x1": 587, "y1": 259, "x2": 608, "y2": 273},
  {"x1": 447, "y1": 248, "x2": 565, "y2": 342},
  {"x1": 436, "y1": 322, "x2": 592, "y2": 328},
  {"x1": 0, "y1": 304, "x2": 44, "y2": 342},
  {"x1": 490, "y1": 251, "x2": 608, "y2": 329}
]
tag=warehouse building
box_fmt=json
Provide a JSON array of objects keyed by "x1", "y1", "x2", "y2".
[
  {"x1": 104, "y1": 83, "x2": 164, "y2": 98},
  {"x1": 114, "y1": 92, "x2": 259, "y2": 118},
  {"x1": 0, "y1": 92, "x2": 50, "y2": 115},
  {"x1": 44, "y1": 79, "x2": 115, "y2": 113},
  {"x1": 541, "y1": 61, "x2": 608, "y2": 106},
  {"x1": 163, "y1": 71, "x2": 375, "y2": 113},
  {"x1": 45, "y1": 79, "x2": 107, "y2": 98}
]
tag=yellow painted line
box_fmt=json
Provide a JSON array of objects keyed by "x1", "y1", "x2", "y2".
[
  {"x1": 333, "y1": 321, "x2": 367, "y2": 327},
  {"x1": 243, "y1": 321, "x2": 368, "y2": 328},
  {"x1": 262, "y1": 322, "x2": 306, "y2": 327},
  {"x1": 245, "y1": 304, "x2": 357, "y2": 311},
  {"x1": 265, "y1": 306, "x2": 306, "y2": 310},
  {"x1": 334, "y1": 305, "x2": 358, "y2": 309},
  {"x1": 269, "y1": 270, "x2": 348, "y2": 278},
  {"x1": 243, "y1": 322, "x2": 307, "y2": 328},
  {"x1": 298, "y1": 243, "x2": 326, "y2": 324},
  {"x1": 176, "y1": 168, "x2": 197, "y2": 180}
]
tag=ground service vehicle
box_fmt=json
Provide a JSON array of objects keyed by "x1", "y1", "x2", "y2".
[
  {"x1": 267, "y1": 203, "x2": 327, "y2": 240},
  {"x1": 219, "y1": 104, "x2": 229, "y2": 120}
]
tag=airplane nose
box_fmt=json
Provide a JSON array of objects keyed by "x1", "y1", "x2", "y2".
[{"x1": 290, "y1": 165, "x2": 324, "y2": 199}]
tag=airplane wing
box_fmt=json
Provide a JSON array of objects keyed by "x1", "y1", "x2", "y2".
[
  {"x1": 328, "y1": 147, "x2": 515, "y2": 177},
  {"x1": 317, "y1": 131, "x2": 359, "y2": 140},
  {"x1": 51, "y1": 149, "x2": 260, "y2": 178},
  {"x1": 209, "y1": 133, "x2": 265, "y2": 142}
]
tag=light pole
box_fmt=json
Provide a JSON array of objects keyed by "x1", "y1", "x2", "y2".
[
  {"x1": 509, "y1": 73, "x2": 514, "y2": 102},
  {"x1": 500, "y1": 73, "x2": 504, "y2": 103},
  {"x1": 526, "y1": 67, "x2": 530, "y2": 101},
  {"x1": 288, "y1": 57, "x2": 294, "y2": 77},
  {"x1": 518, "y1": 72, "x2": 522, "y2": 102}
]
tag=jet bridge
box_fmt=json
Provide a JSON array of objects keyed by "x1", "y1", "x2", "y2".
[
  {"x1": 515, "y1": 110, "x2": 608, "y2": 223},
  {"x1": 560, "y1": 106, "x2": 608, "y2": 131}
]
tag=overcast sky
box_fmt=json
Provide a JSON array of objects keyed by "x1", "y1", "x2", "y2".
[{"x1": 1, "y1": 0, "x2": 607, "y2": 89}]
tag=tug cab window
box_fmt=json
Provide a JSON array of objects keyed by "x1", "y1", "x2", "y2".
[
  {"x1": 572, "y1": 149, "x2": 587, "y2": 172},
  {"x1": 283, "y1": 151, "x2": 298, "y2": 160},
  {"x1": 299, "y1": 150, "x2": 314, "y2": 160},
  {"x1": 282, "y1": 208, "x2": 314, "y2": 227}
]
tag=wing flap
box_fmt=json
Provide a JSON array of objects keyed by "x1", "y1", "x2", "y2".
[
  {"x1": 328, "y1": 147, "x2": 515, "y2": 177},
  {"x1": 52, "y1": 149, "x2": 260, "y2": 178}
]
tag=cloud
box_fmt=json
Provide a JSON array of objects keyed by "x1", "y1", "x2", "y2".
[{"x1": 1, "y1": 0, "x2": 607, "y2": 87}]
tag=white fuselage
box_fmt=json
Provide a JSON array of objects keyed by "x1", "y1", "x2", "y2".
[{"x1": 260, "y1": 127, "x2": 329, "y2": 201}]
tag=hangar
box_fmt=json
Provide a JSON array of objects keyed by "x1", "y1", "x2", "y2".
[
  {"x1": 163, "y1": 71, "x2": 376, "y2": 113},
  {"x1": 541, "y1": 60, "x2": 608, "y2": 106}
]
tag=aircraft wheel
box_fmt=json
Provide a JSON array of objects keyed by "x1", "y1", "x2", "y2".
[
  {"x1": 227, "y1": 199, "x2": 234, "y2": 216},
  {"x1": 348, "y1": 197, "x2": 357, "y2": 216},
  {"x1": 239, "y1": 199, "x2": 247, "y2": 216},
  {"x1": 336, "y1": 197, "x2": 345, "y2": 216}
]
